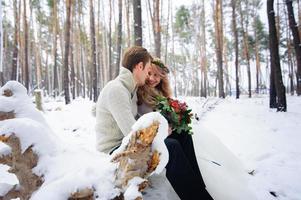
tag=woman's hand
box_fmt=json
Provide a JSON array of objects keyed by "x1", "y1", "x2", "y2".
[{"x1": 168, "y1": 125, "x2": 173, "y2": 135}]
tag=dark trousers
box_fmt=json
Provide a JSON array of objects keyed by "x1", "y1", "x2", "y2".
[{"x1": 165, "y1": 132, "x2": 213, "y2": 200}]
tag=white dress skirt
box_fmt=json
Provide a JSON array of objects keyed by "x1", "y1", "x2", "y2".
[{"x1": 193, "y1": 122, "x2": 258, "y2": 200}]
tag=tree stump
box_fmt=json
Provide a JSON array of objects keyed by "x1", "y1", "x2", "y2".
[{"x1": 34, "y1": 90, "x2": 43, "y2": 111}]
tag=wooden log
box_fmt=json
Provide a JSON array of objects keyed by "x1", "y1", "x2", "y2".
[
  {"x1": 1, "y1": 135, "x2": 43, "y2": 200},
  {"x1": 0, "y1": 111, "x2": 15, "y2": 121},
  {"x1": 111, "y1": 121, "x2": 161, "y2": 198},
  {"x1": 68, "y1": 188, "x2": 94, "y2": 200},
  {"x1": 3, "y1": 89, "x2": 13, "y2": 97}
]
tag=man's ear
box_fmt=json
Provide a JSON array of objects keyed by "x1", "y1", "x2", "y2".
[{"x1": 137, "y1": 62, "x2": 144, "y2": 70}]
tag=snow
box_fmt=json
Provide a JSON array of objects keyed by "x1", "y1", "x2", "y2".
[
  {"x1": 0, "y1": 143, "x2": 10, "y2": 156},
  {"x1": 1, "y1": 81, "x2": 301, "y2": 199},
  {"x1": 124, "y1": 177, "x2": 145, "y2": 200},
  {"x1": 0, "y1": 81, "x2": 48, "y2": 126},
  {"x1": 184, "y1": 96, "x2": 301, "y2": 200}
]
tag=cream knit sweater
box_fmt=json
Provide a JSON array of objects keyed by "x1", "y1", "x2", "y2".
[{"x1": 95, "y1": 67, "x2": 138, "y2": 153}]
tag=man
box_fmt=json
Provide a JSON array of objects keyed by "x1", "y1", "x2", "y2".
[{"x1": 95, "y1": 46, "x2": 152, "y2": 154}]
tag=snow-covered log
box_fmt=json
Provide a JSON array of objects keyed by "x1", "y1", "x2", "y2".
[
  {"x1": 0, "y1": 134, "x2": 43, "y2": 200},
  {"x1": 111, "y1": 113, "x2": 169, "y2": 200},
  {"x1": 0, "y1": 81, "x2": 97, "y2": 200}
]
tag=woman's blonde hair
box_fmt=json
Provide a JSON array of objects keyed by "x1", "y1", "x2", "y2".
[{"x1": 137, "y1": 58, "x2": 172, "y2": 108}]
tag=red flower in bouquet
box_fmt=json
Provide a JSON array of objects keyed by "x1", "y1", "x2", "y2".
[{"x1": 155, "y1": 96, "x2": 193, "y2": 134}]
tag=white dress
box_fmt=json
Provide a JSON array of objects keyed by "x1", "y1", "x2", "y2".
[{"x1": 192, "y1": 122, "x2": 258, "y2": 200}]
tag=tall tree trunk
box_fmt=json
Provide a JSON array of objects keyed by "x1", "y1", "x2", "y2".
[
  {"x1": 96, "y1": 0, "x2": 104, "y2": 89},
  {"x1": 255, "y1": 36, "x2": 261, "y2": 94},
  {"x1": 171, "y1": 1, "x2": 177, "y2": 97},
  {"x1": 133, "y1": 0, "x2": 143, "y2": 46},
  {"x1": 0, "y1": 1, "x2": 2, "y2": 85},
  {"x1": 224, "y1": 40, "x2": 231, "y2": 96},
  {"x1": 276, "y1": 0, "x2": 280, "y2": 42},
  {"x1": 200, "y1": 0, "x2": 207, "y2": 98},
  {"x1": 23, "y1": 0, "x2": 29, "y2": 90},
  {"x1": 108, "y1": 0, "x2": 113, "y2": 80},
  {"x1": 64, "y1": 0, "x2": 72, "y2": 104},
  {"x1": 11, "y1": 0, "x2": 19, "y2": 81},
  {"x1": 70, "y1": 18, "x2": 75, "y2": 100},
  {"x1": 284, "y1": 1, "x2": 295, "y2": 95},
  {"x1": 90, "y1": 0, "x2": 98, "y2": 102},
  {"x1": 239, "y1": 1, "x2": 251, "y2": 98},
  {"x1": 154, "y1": 0, "x2": 161, "y2": 57},
  {"x1": 297, "y1": 0, "x2": 301, "y2": 38},
  {"x1": 286, "y1": 0, "x2": 301, "y2": 95},
  {"x1": 214, "y1": 0, "x2": 225, "y2": 98},
  {"x1": 148, "y1": 0, "x2": 161, "y2": 57},
  {"x1": 115, "y1": 0, "x2": 123, "y2": 78},
  {"x1": 254, "y1": 21, "x2": 261, "y2": 94},
  {"x1": 231, "y1": 0, "x2": 239, "y2": 99},
  {"x1": 125, "y1": 0, "x2": 131, "y2": 47},
  {"x1": 164, "y1": 0, "x2": 171, "y2": 64},
  {"x1": 267, "y1": 0, "x2": 287, "y2": 111},
  {"x1": 52, "y1": 1, "x2": 59, "y2": 97}
]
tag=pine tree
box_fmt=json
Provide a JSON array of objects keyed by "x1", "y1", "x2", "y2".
[
  {"x1": 267, "y1": 0, "x2": 287, "y2": 111},
  {"x1": 133, "y1": 0, "x2": 142, "y2": 46},
  {"x1": 286, "y1": 0, "x2": 301, "y2": 95},
  {"x1": 63, "y1": 0, "x2": 72, "y2": 104},
  {"x1": 90, "y1": 0, "x2": 98, "y2": 102}
]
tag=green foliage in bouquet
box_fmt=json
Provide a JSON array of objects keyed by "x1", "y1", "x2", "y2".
[{"x1": 155, "y1": 96, "x2": 193, "y2": 134}]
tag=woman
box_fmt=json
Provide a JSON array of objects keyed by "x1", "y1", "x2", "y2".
[{"x1": 137, "y1": 58, "x2": 213, "y2": 200}]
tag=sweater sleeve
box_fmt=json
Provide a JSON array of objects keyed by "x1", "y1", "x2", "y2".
[{"x1": 107, "y1": 85, "x2": 136, "y2": 136}]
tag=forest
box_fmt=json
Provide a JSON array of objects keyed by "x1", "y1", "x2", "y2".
[{"x1": 0, "y1": 0, "x2": 300, "y2": 111}]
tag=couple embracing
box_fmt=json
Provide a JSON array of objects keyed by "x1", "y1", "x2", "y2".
[{"x1": 95, "y1": 46, "x2": 213, "y2": 200}]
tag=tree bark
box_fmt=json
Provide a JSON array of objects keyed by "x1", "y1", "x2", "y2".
[
  {"x1": 154, "y1": 0, "x2": 161, "y2": 57},
  {"x1": 64, "y1": 0, "x2": 72, "y2": 104},
  {"x1": 267, "y1": 0, "x2": 287, "y2": 111},
  {"x1": 115, "y1": 0, "x2": 123, "y2": 78},
  {"x1": 200, "y1": 0, "x2": 207, "y2": 98},
  {"x1": 214, "y1": 0, "x2": 225, "y2": 98},
  {"x1": 286, "y1": 0, "x2": 301, "y2": 95},
  {"x1": 133, "y1": 0, "x2": 143, "y2": 46},
  {"x1": 231, "y1": 0, "x2": 240, "y2": 99},
  {"x1": 90, "y1": 0, "x2": 98, "y2": 102},
  {"x1": 52, "y1": 1, "x2": 59, "y2": 97},
  {"x1": 283, "y1": 3, "x2": 295, "y2": 95},
  {"x1": 11, "y1": 0, "x2": 19, "y2": 81},
  {"x1": 0, "y1": 1, "x2": 2, "y2": 85},
  {"x1": 239, "y1": 1, "x2": 252, "y2": 98},
  {"x1": 125, "y1": 0, "x2": 131, "y2": 47},
  {"x1": 108, "y1": 0, "x2": 113, "y2": 80},
  {"x1": 23, "y1": 0, "x2": 29, "y2": 90}
]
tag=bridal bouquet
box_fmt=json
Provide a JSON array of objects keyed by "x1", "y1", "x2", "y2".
[{"x1": 155, "y1": 96, "x2": 193, "y2": 134}]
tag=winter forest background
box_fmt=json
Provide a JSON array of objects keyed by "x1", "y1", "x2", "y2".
[{"x1": 0, "y1": 0, "x2": 300, "y2": 110}]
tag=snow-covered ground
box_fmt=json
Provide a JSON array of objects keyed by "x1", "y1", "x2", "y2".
[
  {"x1": 1, "y1": 91, "x2": 301, "y2": 199},
  {"x1": 185, "y1": 95, "x2": 301, "y2": 200}
]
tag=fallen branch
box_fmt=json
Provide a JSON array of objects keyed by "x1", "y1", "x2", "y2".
[{"x1": 0, "y1": 111, "x2": 15, "y2": 121}]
